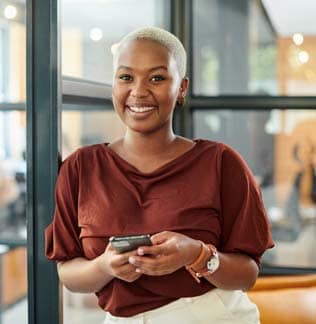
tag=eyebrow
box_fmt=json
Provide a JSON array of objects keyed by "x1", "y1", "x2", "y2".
[{"x1": 117, "y1": 65, "x2": 168, "y2": 72}]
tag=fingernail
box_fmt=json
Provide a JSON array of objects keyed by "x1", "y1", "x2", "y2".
[
  {"x1": 129, "y1": 256, "x2": 135, "y2": 263},
  {"x1": 136, "y1": 268, "x2": 141, "y2": 273},
  {"x1": 138, "y1": 248, "x2": 144, "y2": 255}
]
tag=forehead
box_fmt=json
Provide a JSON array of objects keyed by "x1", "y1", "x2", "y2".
[{"x1": 116, "y1": 39, "x2": 173, "y2": 69}]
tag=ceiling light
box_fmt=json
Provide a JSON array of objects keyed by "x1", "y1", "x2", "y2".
[
  {"x1": 298, "y1": 50, "x2": 309, "y2": 64},
  {"x1": 292, "y1": 33, "x2": 304, "y2": 46},
  {"x1": 4, "y1": 5, "x2": 17, "y2": 19},
  {"x1": 89, "y1": 28, "x2": 103, "y2": 42}
]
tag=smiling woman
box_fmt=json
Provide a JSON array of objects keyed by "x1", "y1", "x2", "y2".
[
  {"x1": 111, "y1": 38, "x2": 188, "y2": 138},
  {"x1": 45, "y1": 26, "x2": 273, "y2": 324}
]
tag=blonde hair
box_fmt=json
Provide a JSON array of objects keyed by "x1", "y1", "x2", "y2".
[{"x1": 112, "y1": 26, "x2": 187, "y2": 78}]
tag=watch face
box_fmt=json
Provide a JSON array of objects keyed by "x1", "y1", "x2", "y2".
[{"x1": 207, "y1": 255, "x2": 220, "y2": 273}]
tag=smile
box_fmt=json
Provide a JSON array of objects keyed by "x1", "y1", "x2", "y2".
[{"x1": 127, "y1": 106, "x2": 157, "y2": 113}]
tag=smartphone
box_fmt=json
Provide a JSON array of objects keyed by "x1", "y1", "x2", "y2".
[{"x1": 109, "y1": 234, "x2": 152, "y2": 253}]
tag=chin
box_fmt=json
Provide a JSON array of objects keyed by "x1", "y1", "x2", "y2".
[{"x1": 125, "y1": 118, "x2": 171, "y2": 135}]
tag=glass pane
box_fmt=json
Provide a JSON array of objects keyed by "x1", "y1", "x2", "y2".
[
  {"x1": 62, "y1": 109, "x2": 126, "y2": 157},
  {"x1": 0, "y1": 3, "x2": 26, "y2": 104},
  {"x1": 193, "y1": 0, "x2": 316, "y2": 96},
  {"x1": 62, "y1": 108, "x2": 125, "y2": 322},
  {"x1": 62, "y1": 0, "x2": 170, "y2": 83},
  {"x1": 193, "y1": 109, "x2": 316, "y2": 268},
  {"x1": 0, "y1": 1, "x2": 27, "y2": 323},
  {"x1": 0, "y1": 111, "x2": 27, "y2": 323}
]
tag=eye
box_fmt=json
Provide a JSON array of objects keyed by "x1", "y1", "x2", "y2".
[
  {"x1": 150, "y1": 75, "x2": 165, "y2": 82},
  {"x1": 118, "y1": 74, "x2": 133, "y2": 81}
]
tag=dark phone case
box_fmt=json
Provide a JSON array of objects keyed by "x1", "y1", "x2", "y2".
[{"x1": 109, "y1": 234, "x2": 152, "y2": 253}]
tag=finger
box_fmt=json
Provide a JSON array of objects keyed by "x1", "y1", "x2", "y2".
[
  {"x1": 150, "y1": 231, "x2": 172, "y2": 244},
  {"x1": 135, "y1": 258, "x2": 173, "y2": 276},
  {"x1": 129, "y1": 255, "x2": 169, "y2": 273},
  {"x1": 113, "y1": 262, "x2": 138, "y2": 277},
  {"x1": 137, "y1": 244, "x2": 164, "y2": 256}
]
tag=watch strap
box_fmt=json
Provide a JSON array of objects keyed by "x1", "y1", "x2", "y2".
[{"x1": 185, "y1": 242, "x2": 217, "y2": 283}]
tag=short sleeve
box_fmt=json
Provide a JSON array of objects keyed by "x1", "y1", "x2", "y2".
[
  {"x1": 218, "y1": 145, "x2": 274, "y2": 267},
  {"x1": 45, "y1": 150, "x2": 83, "y2": 261}
]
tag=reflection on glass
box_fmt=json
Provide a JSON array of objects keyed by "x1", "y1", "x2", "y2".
[
  {"x1": 193, "y1": 0, "x2": 316, "y2": 96},
  {"x1": 194, "y1": 109, "x2": 316, "y2": 268},
  {"x1": 62, "y1": 0, "x2": 170, "y2": 83},
  {"x1": 62, "y1": 109, "x2": 126, "y2": 157}
]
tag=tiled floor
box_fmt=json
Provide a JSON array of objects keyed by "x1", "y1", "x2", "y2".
[{"x1": 3, "y1": 299, "x2": 27, "y2": 324}]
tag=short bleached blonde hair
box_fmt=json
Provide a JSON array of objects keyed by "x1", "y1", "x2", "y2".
[{"x1": 112, "y1": 26, "x2": 187, "y2": 78}]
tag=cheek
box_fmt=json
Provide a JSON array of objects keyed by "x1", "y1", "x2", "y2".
[
  {"x1": 162, "y1": 88, "x2": 178, "y2": 105},
  {"x1": 112, "y1": 87, "x2": 125, "y2": 106}
]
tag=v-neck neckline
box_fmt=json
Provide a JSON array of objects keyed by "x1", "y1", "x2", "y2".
[{"x1": 103, "y1": 139, "x2": 201, "y2": 176}]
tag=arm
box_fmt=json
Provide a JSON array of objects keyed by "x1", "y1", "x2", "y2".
[
  {"x1": 57, "y1": 243, "x2": 142, "y2": 293},
  {"x1": 57, "y1": 256, "x2": 113, "y2": 293},
  {"x1": 202, "y1": 251, "x2": 258, "y2": 291},
  {"x1": 128, "y1": 231, "x2": 259, "y2": 291}
]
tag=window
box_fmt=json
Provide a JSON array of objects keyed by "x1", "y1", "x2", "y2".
[
  {"x1": 62, "y1": 109, "x2": 126, "y2": 158},
  {"x1": 0, "y1": 1, "x2": 27, "y2": 323},
  {"x1": 190, "y1": 0, "x2": 316, "y2": 273},
  {"x1": 62, "y1": 0, "x2": 170, "y2": 83},
  {"x1": 194, "y1": 109, "x2": 316, "y2": 268},
  {"x1": 193, "y1": 0, "x2": 316, "y2": 96}
]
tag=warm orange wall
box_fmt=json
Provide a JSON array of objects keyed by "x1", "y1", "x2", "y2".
[{"x1": 1, "y1": 247, "x2": 27, "y2": 306}]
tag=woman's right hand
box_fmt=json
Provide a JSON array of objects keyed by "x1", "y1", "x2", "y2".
[{"x1": 97, "y1": 243, "x2": 142, "y2": 283}]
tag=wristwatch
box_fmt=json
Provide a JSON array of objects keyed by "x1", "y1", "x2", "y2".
[
  {"x1": 198, "y1": 244, "x2": 220, "y2": 276},
  {"x1": 186, "y1": 242, "x2": 220, "y2": 283}
]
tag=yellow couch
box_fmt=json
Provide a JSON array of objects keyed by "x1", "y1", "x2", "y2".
[{"x1": 248, "y1": 274, "x2": 316, "y2": 324}]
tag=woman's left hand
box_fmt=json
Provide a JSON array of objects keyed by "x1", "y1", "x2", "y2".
[{"x1": 128, "y1": 231, "x2": 201, "y2": 276}]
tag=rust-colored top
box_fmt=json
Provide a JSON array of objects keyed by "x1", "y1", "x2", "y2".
[{"x1": 45, "y1": 139, "x2": 274, "y2": 316}]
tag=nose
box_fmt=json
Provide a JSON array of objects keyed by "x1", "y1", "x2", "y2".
[{"x1": 130, "y1": 79, "x2": 149, "y2": 98}]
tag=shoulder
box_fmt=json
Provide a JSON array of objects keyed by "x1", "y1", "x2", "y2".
[
  {"x1": 194, "y1": 139, "x2": 252, "y2": 176},
  {"x1": 194, "y1": 138, "x2": 232, "y2": 158},
  {"x1": 61, "y1": 143, "x2": 107, "y2": 169},
  {"x1": 196, "y1": 139, "x2": 248, "y2": 166}
]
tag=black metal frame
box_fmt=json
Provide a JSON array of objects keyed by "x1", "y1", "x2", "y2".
[{"x1": 27, "y1": 0, "x2": 62, "y2": 323}]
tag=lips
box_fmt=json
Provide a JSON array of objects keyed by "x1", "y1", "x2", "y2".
[
  {"x1": 128, "y1": 106, "x2": 156, "y2": 113},
  {"x1": 125, "y1": 104, "x2": 158, "y2": 118}
]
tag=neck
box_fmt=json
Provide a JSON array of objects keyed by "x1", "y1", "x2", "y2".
[{"x1": 123, "y1": 127, "x2": 177, "y2": 156}]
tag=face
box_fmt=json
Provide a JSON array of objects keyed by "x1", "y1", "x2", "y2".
[{"x1": 112, "y1": 39, "x2": 188, "y2": 134}]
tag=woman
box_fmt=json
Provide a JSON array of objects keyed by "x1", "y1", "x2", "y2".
[{"x1": 45, "y1": 26, "x2": 274, "y2": 323}]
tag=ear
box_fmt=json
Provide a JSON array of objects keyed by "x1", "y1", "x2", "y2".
[
  {"x1": 179, "y1": 77, "x2": 189, "y2": 97},
  {"x1": 176, "y1": 77, "x2": 189, "y2": 107}
]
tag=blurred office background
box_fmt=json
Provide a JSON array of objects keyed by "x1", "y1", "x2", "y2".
[{"x1": 0, "y1": 0, "x2": 316, "y2": 323}]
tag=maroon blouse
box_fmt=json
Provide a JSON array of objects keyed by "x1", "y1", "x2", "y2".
[{"x1": 45, "y1": 139, "x2": 274, "y2": 316}]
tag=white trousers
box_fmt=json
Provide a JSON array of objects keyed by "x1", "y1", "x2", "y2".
[{"x1": 103, "y1": 289, "x2": 260, "y2": 324}]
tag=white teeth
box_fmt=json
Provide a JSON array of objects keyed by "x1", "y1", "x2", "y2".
[{"x1": 128, "y1": 106, "x2": 155, "y2": 113}]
